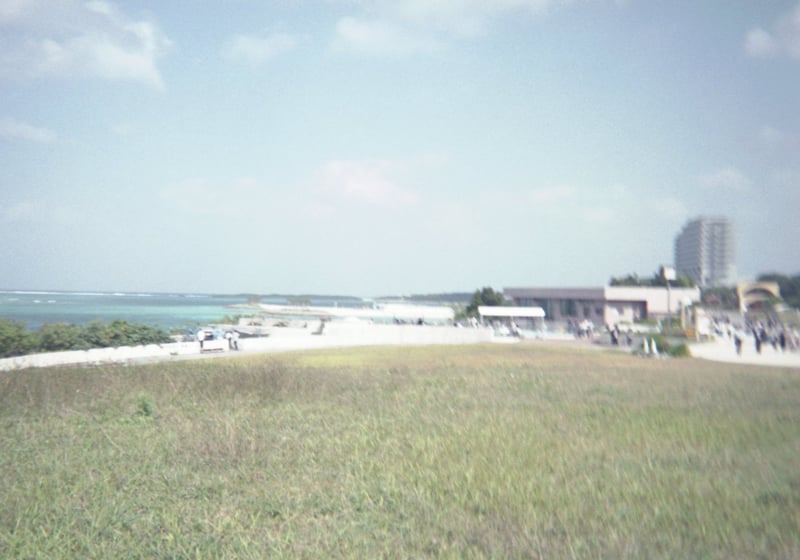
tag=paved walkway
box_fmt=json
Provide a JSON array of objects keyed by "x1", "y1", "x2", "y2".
[
  {"x1": 3, "y1": 326, "x2": 798, "y2": 371},
  {"x1": 538, "y1": 333, "x2": 800, "y2": 369},
  {"x1": 689, "y1": 336, "x2": 800, "y2": 368},
  {"x1": 0, "y1": 324, "x2": 495, "y2": 371}
]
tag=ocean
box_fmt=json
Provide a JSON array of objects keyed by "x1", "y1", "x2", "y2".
[{"x1": 0, "y1": 290, "x2": 365, "y2": 332}]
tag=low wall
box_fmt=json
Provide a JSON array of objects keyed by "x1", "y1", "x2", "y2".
[
  {"x1": 237, "y1": 323, "x2": 494, "y2": 353},
  {"x1": 319, "y1": 323, "x2": 493, "y2": 346},
  {"x1": 0, "y1": 341, "x2": 201, "y2": 371}
]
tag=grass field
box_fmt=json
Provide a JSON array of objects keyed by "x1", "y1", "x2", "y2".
[{"x1": 1, "y1": 343, "x2": 798, "y2": 558}]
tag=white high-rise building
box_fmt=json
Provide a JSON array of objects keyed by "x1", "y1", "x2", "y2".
[{"x1": 674, "y1": 216, "x2": 737, "y2": 288}]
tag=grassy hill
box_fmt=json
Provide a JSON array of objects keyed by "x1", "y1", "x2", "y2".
[{"x1": 1, "y1": 344, "x2": 798, "y2": 558}]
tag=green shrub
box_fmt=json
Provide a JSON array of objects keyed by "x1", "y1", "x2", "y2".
[
  {"x1": 135, "y1": 394, "x2": 156, "y2": 418},
  {"x1": 0, "y1": 320, "x2": 172, "y2": 357},
  {"x1": 643, "y1": 335, "x2": 689, "y2": 358},
  {"x1": 37, "y1": 323, "x2": 85, "y2": 352},
  {"x1": 666, "y1": 342, "x2": 690, "y2": 357},
  {"x1": 84, "y1": 320, "x2": 113, "y2": 348},
  {"x1": 0, "y1": 319, "x2": 36, "y2": 357}
]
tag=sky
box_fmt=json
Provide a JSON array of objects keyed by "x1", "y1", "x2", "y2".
[{"x1": 1, "y1": 0, "x2": 799, "y2": 296}]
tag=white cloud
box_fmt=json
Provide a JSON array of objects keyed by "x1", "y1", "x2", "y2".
[
  {"x1": 333, "y1": 17, "x2": 440, "y2": 56},
  {"x1": 160, "y1": 178, "x2": 264, "y2": 218},
  {"x1": 0, "y1": 0, "x2": 170, "y2": 89},
  {"x1": 779, "y1": 2, "x2": 800, "y2": 59},
  {"x1": 224, "y1": 32, "x2": 301, "y2": 65},
  {"x1": 331, "y1": 0, "x2": 580, "y2": 55},
  {"x1": 645, "y1": 195, "x2": 687, "y2": 222},
  {"x1": 527, "y1": 185, "x2": 577, "y2": 205},
  {"x1": 0, "y1": 201, "x2": 37, "y2": 222},
  {"x1": 758, "y1": 124, "x2": 800, "y2": 152},
  {"x1": 0, "y1": 200, "x2": 81, "y2": 225},
  {"x1": 758, "y1": 124, "x2": 785, "y2": 144},
  {"x1": 745, "y1": 2, "x2": 800, "y2": 61},
  {"x1": 317, "y1": 159, "x2": 419, "y2": 208},
  {"x1": 374, "y1": 0, "x2": 552, "y2": 36},
  {"x1": 696, "y1": 167, "x2": 752, "y2": 193},
  {"x1": 111, "y1": 122, "x2": 132, "y2": 137},
  {"x1": 0, "y1": 117, "x2": 56, "y2": 143},
  {"x1": 516, "y1": 182, "x2": 689, "y2": 248},
  {"x1": 771, "y1": 167, "x2": 800, "y2": 183},
  {"x1": 378, "y1": 1, "x2": 489, "y2": 38},
  {"x1": 580, "y1": 206, "x2": 615, "y2": 225},
  {"x1": 85, "y1": 0, "x2": 113, "y2": 17},
  {"x1": 0, "y1": 0, "x2": 33, "y2": 23},
  {"x1": 745, "y1": 27, "x2": 780, "y2": 58}
]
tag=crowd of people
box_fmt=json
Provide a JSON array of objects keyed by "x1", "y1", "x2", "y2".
[
  {"x1": 579, "y1": 314, "x2": 800, "y2": 359},
  {"x1": 714, "y1": 317, "x2": 800, "y2": 356}
]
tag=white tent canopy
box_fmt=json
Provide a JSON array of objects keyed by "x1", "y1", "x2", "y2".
[{"x1": 478, "y1": 306, "x2": 545, "y2": 319}]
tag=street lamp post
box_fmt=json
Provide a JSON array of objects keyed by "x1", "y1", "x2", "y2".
[
  {"x1": 667, "y1": 279, "x2": 672, "y2": 331},
  {"x1": 662, "y1": 266, "x2": 676, "y2": 333}
]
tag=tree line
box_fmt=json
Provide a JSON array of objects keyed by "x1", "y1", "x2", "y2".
[
  {"x1": 755, "y1": 273, "x2": 800, "y2": 309},
  {"x1": 609, "y1": 270, "x2": 696, "y2": 288},
  {"x1": 0, "y1": 319, "x2": 173, "y2": 359},
  {"x1": 609, "y1": 271, "x2": 800, "y2": 310}
]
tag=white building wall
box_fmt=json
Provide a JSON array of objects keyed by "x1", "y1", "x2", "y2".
[
  {"x1": 505, "y1": 286, "x2": 702, "y2": 326},
  {"x1": 605, "y1": 286, "x2": 701, "y2": 316}
]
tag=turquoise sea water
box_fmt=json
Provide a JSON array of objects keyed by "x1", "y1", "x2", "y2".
[
  {"x1": 0, "y1": 291, "x2": 252, "y2": 331},
  {"x1": 0, "y1": 291, "x2": 366, "y2": 331}
]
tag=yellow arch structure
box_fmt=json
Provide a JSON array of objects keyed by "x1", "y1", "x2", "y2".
[{"x1": 737, "y1": 281, "x2": 780, "y2": 314}]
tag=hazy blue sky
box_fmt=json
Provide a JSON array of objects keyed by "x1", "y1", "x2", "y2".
[{"x1": 1, "y1": 0, "x2": 798, "y2": 296}]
